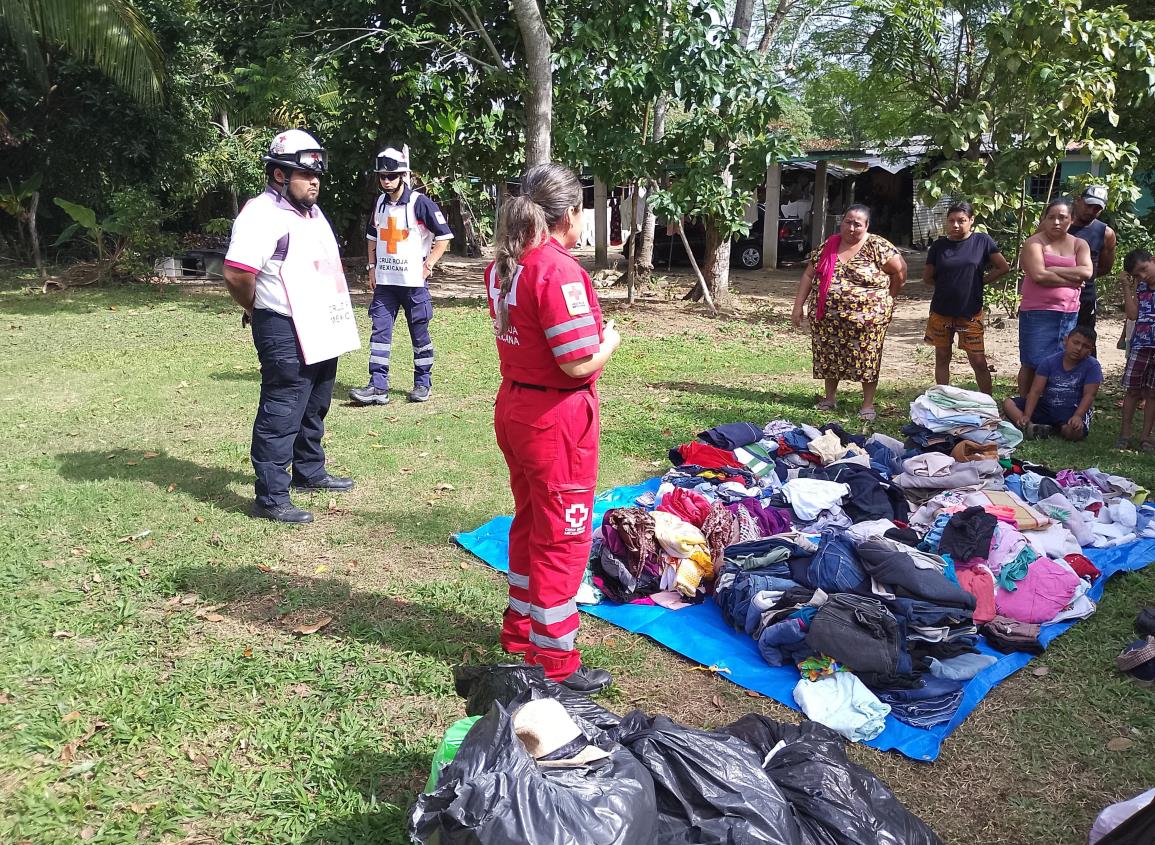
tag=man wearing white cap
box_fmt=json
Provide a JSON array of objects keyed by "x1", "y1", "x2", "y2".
[
  {"x1": 350, "y1": 145, "x2": 454, "y2": 405},
  {"x1": 1069, "y1": 184, "x2": 1116, "y2": 330}
]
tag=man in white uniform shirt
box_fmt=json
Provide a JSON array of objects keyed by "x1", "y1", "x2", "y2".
[
  {"x1": 350, "y1": 145, "x2": 453, "y2": 405},
  {"x1": 222, "y1": 130, "x2": 355, "y2": 524}
]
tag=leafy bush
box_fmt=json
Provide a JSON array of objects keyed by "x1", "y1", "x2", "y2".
[{"x1": 53, "y1": 188, "x2": 178, "y2": 281}]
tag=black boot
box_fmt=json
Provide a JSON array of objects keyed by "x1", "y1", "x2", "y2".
[
  {"x1": 559, "y1": 664, "x2": 613, "y2": 694},
  {"x1": 291, "y1": 474, "x2": 355, "y2": 493},
  {"x1": 250, "y1": 502, "x2": 313, "y2": 524}
]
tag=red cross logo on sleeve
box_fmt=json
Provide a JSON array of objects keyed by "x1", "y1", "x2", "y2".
[{"x1": 378, "y1": 215, "x2": 410, "y2": 254}]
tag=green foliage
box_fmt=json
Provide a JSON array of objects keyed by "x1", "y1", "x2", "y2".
[
  {"x1": 0, "y1": 172, "x2": 41, "y2": 219},
  {"x1": 52, "y1": 197, "x2": 123, "y2": 261},
  {"x1": 800, "y1": 65, "x2": 914, "y2": 147},
  {"x1": 862, "y1": 0, "x2": 1155, "y2": 232},
  {"x1": 0, "y1": 0, "x2": 164, "y2": 104},
  {"x1": 52, "y1": 189, "x2": 175, "y2": 279},
  {"x1": 555, "y1": 0, "x2": 799, "y2": 242}
]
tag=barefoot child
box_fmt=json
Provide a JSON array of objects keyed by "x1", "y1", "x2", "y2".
[
  {"x1": 1003, "y1": 325, "x2": 1101, "y2": 441},
  {"x1": 1118, "y1": 249, "x2": 1155, "y2": 450}
]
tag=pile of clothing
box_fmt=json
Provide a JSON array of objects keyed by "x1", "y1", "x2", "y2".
[
  {"x1": 587, "y1": 411, "x2": 1148, "y2": 742},
  {"x1": 908, "y1": 384, "x2": 1023, "y2": 452}
]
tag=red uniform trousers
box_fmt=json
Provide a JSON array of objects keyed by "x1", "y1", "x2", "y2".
[{"x1": 494, "y1": 380, "x2": 600, "y2": 680}]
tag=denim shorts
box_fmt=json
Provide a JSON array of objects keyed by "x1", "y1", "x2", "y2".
[{"x1": 1019, "y1": 309, "x2": 1077, "y2": 369}]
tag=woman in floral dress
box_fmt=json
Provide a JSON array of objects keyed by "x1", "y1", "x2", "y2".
[{"x1": 791, "y1": 204, "x2": 907, "y2": 420}]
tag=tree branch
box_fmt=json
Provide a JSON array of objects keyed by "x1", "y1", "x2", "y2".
[{"x1": 449, "y1": 0, "x2": 507, "y2": 69}]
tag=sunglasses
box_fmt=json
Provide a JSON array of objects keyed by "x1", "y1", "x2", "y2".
[{"x1": 379, "y1": 173, "x2": 403, "y2": 181}]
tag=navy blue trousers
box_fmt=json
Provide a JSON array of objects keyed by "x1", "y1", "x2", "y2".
[
  {"x1": 368, "y1": 285, "x2": 434, "y2": 389},
  {"x1": 250, "y1": 309, "x2": 337, "y2": 507}
]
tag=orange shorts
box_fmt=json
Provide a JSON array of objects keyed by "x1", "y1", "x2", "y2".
[{"x1": 924, "y1": 310, "x2": 986, "y2": 354}]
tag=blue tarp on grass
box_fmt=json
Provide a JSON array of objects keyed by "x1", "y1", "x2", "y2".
[{"x1": 454, "y1": 477, "x2": 1155, "y2": 762}]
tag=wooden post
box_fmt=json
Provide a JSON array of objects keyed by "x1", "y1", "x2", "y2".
[
  {"x1": 762, "y1": 162, "x2": 781, "y2": 270},
  {"x1": 811, "y1": 159, "x2": 828, "y2": 249},
  {"x1": 678, "y1": 223, "x2": 717, "y2": 315},
  {"x1": 594, "y1": 177, "x2": 608, "y2": 269}
]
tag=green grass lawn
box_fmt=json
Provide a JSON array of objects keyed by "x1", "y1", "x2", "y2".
[{"x1": 0, "y1": 270, "x2": 1153, "y2": 845}]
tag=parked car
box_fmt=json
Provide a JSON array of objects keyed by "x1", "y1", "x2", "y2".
[{"x1": 629, "y1": 204, "x2": 810, "y2": 270}]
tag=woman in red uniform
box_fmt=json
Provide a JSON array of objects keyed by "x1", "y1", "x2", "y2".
[{"x1": 486, "y1": 164, "x2": 621, "y2": 694}]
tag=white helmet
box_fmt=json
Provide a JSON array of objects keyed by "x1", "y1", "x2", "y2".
[
  {"x1": 262, "y1": 129, "x2": 327, "y2": 175},
  {"x1": 375, "y1": 145, "x2": 410, "y2": 174}
]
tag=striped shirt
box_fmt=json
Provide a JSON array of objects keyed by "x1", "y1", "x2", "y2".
[{"x1": 485, "y1": 238, "x2": 603, "y2": 388}]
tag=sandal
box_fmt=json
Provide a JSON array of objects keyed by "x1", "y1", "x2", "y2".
[
  {"x1": 858, "y1": 407, "x2": 877, "y2": 422},
  {"x1": 815, "y1": 398, "x2": 837, "y2": 412},
  {"x1": 1117, "y1": 436, "x2": 1133, "y2": 451},
  {"x1": 1141, "y1": 440, "x2": 1155, "y2": 453}
]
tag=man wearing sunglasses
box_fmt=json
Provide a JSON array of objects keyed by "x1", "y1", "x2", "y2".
[
  {"x1": 350, "y1": 146, "x2": 453, "y2": 405},
  {"x1": 223, "y1": 129, "x2": 357, "y2": 524}
]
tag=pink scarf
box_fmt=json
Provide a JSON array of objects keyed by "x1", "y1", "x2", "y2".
[{"x1": 814, "y1": 234, "x2": 841, "y2": 321}]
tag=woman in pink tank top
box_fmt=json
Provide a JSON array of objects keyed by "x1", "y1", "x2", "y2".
[{"x1": 1017, "y1": 198, "x2": 1093, "y2": 394}]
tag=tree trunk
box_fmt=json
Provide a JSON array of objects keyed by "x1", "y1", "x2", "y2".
[
  {"x1": 757, "y1": 0, "x2": 794, "y2": 54},
  {"x1": 27, "y1": 190, "x2": 45, "y2": 284},
  {"x1": 634, "y1": 190, "x2": 657, "y2": 288},
  {"x1": 511, "y1": 0, "x2": 553, "y2": 166},
  {"x1": 701, "y1": 218, "x2": 732, "y2": 310},
  {"x1": 731, "y1": 0, "x2": 755, "y2": 43},
  {"x1": 633, "y1": 94, "x2": 667, "y2": 288}
]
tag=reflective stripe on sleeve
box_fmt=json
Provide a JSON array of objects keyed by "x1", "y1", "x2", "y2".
[
  {"x1": 544, "y1": 315, "x2": 596, "y2": 339},
  {"x1": 551, "y1": 336, "x2": 600, "y2": 358}
]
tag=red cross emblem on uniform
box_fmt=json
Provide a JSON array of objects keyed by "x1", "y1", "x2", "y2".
[
  {"x1": 378, "y1": 215, "x2": 409, "y2": 254},
  {"x1": 564, "y1": 503, "x2": 589, "y2": 531}
]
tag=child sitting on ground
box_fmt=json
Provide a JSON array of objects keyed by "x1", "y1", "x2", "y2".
[
  {"x1": 1003, "y1": 325, "x2": 1101, "y2": 441},
  {"x1": 1118, "y1": 249, "x2": 1155, "y2": 450}
]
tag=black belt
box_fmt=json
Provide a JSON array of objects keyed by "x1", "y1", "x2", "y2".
[{"x1": 511, "y1": 381, "x2": 590, "y2": 393}]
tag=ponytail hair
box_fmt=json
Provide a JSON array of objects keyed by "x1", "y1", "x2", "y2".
[{"x1": 493, "y1": 163, "x2": 583, "y2": 333}]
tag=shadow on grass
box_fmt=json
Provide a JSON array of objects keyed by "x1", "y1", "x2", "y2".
[
  {"x1": 303, "y1": 799, "x2": 414, "y2": 845},
  {"x1": 56, "y1": 449, "x2": 253, "y2": 513},
  {"x1": 301, "y1": 748, "x2": 430, "y2": 844},
  {"x1": 175, "y1": 563, "x2": 501, "y2": 660}
]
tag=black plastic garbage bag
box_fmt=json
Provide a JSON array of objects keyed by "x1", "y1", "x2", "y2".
[
  {"x1": 409, "y1": 701, "x2": 657, "y2": 845},
  {"x1": 453, "y1": 663, "x2": 621, "y2": 732},
  {"x1": 615, "y1": 711, "x2": 805, "y2": 845},
  {"x1": 719, "y1": 714, "x2": 943, "y2": 845}
]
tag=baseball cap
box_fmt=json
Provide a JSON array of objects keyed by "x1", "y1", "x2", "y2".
[{"x1": 1081, "y1": 185, "x2": 1108, "y2": 208}]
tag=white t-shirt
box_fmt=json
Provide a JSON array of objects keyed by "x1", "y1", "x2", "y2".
[{"x1": 224, "y1": 187, "x2": 332, "y2": 316}]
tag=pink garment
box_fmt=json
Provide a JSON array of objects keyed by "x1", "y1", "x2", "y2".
[
  {"x1": 1019, "y1": 251, "x2": 1080, "y2": 312},
  {"x1": 656, "y1": 487, "x2": 712, "y2": 528},
  {"x1": 814, "y1": 234, "x2": 841, "y2": 320},
  {"x1": 983, "y1": 505, "x2": 1018, "y2": 525},
  {"x1": 995, "y1": 556, "x2": 1080, "y2": 624},
  {"x1": 984, "y1": 521, "x2": 1029, "y2": 576},
  {"x1": 957, "y1": 564, "x2": 997, "y2": 625}
]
